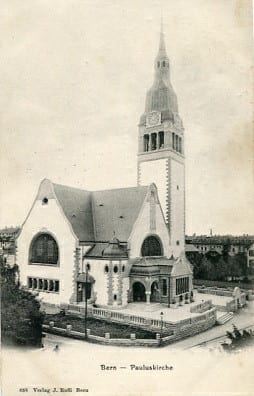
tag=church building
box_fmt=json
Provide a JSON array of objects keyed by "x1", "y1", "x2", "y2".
[{"x1": 17, "y1": 26, "x2": 193, "y2": 309}]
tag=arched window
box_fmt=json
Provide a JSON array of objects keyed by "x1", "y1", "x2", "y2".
[
  {"x1": 141, "y1": 236, "x2": 162, "y2": 257},
  {"x1": 151, "y1": 133, "x2": 157, "y2": 150},
  {"x1": 30, "y1": 233, "x2": 59, "y2": 265},
  {"x1": 158, "y1": 131, "x2": 164, "y2": 149},
  {"x1": 144, "y1": 134, "x2": 149, "y2": 152}
]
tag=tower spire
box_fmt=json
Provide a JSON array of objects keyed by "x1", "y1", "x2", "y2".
[{"x1": 159, "y1": 14, "x2": 166, "y2": 55}]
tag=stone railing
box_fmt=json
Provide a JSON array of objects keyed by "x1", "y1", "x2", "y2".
[
  {"x1": 197, "y1": 288, "x2": 233, "y2": 297},
  {"x1": 43, "y1": 307, "x2": 217, "y2": 346},
  {"x1": 190, "y1": 300, "x2": 212, "y2": 313},
  {"x1": 59, "y1": 303, "x2": 216, "y2": 335}
]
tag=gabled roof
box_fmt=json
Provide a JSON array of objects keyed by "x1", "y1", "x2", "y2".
[
  {"x1": 52, "y1": 183, "x2": 94, "y2": 242},
  {"x1": 92, "y1": 185, "x2": 149, "y2": 241},
  {"x1": 185, "y1": 244, "x2": 199, "y2": 253},
  {"x1": 34, "y1": 179, "x2": 149, "y2": 243},
  {"x1": 171, "y1": 254, "x2": 193, "y2": 277}
]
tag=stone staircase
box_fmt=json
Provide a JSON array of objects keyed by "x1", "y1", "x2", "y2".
[{"x1": 216, "y1": 312, "x2": 234, "y2": 325}]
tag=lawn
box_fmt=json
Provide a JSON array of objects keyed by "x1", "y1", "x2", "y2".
[{"x1": 44, "y1": 313, "x2": 158, "y2": 339}]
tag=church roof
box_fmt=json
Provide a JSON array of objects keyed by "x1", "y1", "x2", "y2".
[
  {"x1": 35, "y1": 179, "x2": 149, "y2": 243},
  {"x1": 92, "y1": 185, "x2": 148, "y2": 241},
  {"x1": 85, "y1": 239, "x2": 128, "y2": 259},
  {"x1": 53, "y1": 182, "x2": 94, "y2": 242}
]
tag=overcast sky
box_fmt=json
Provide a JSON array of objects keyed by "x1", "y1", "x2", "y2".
[{"x1": 0, "y1": 0, "x2": 253, "y2": 235}]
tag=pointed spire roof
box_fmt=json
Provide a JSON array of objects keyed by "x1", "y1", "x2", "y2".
[
  {"x1": 139, "y1": 22, "x2": 182, "y2": 126},
  {"x1": 157, "y1": 17, "x2": 167, "y2": 58}
]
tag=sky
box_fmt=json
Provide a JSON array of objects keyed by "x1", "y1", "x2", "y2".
[{"x1": 0, "y1": 0, "x2": 253, "y2": 235}]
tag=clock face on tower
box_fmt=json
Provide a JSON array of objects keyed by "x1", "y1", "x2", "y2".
[{"x1": 146, "y1": 111, "x2": 161, "y2": 127}]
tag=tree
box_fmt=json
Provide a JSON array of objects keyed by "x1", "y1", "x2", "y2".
[{"x1": 1, "y1": 257, "x2": 44, "y2": 347}]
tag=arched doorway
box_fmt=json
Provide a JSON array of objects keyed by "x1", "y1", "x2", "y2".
[
  {"x1": 151, "y1": 281, "x2": 160, "y2": 302},
  {"x1": 133, "y1": 282, "x2": 146, "y2": 302}
]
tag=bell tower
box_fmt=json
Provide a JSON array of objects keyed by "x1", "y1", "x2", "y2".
[{"x1": 137, "y1": 24, "x2": 185, "y2": 258}]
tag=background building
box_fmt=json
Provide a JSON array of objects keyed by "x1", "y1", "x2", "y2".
[{"x1": 0, "y1": 227, "x2": 20, "y2": 267}]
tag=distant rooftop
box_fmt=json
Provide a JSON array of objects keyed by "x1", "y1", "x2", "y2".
[
  {"x1": 0, "y1": 227, "x2": 21, "y2": 238},
  {"x1": 185, "y1": 234, "x2": 254, "y2": 246}
]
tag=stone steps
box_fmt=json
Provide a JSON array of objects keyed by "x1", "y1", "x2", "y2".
[{"x1": 216, "y1": 312, "x2": 233, "y2": 325}]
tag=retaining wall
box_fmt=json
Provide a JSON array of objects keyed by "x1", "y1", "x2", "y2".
[
  {"x1": 194, "y1": 279, "x2": 253, "y2": 291},
  {"x1": 43, "y1": 307, "x2": 217, "y2": 347}
]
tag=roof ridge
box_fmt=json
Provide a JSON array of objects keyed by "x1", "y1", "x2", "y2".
[
  {"x1": 92, "y1": 185, "x2": 149, "y2": 194},
  {"x1": 52, "y1": 182, "x2": 91, "y2": 194},
  {"x1": 52, "y1": 181, "x2": 149, "y2": 195}
]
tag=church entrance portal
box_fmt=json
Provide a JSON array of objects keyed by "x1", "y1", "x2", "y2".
[
  {"x1": 133, "y1": 282, "x2": 146, "y2": 302},
  {"x1": 151, "y1": 281, "x2": 160, "y2": 302}
]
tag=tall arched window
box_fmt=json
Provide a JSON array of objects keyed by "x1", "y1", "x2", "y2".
[
  {"x1": 30, "y1": 233, "x2": 59, "y2": 265},
  {"x1": 141, "y1": 236, "x2": 162, "y2": 257}
]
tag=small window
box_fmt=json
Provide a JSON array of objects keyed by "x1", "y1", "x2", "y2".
[
  {"x1": 55, "y1": 280, "x2": 59, "y2": 292},
  {"x1": 114, "y1": 294, "x2": 117, "y2": 301},
  {"x1": 113, "y1": 265, "x2": 118, "y2": 273},
  {"x1": 49, "y1": 280, "x2": 54, "y2": 291},
  {"x1": 176, "y1": 241, "x2": 180, "y2": 246},
  {"x1": 38, "y1": 279, "x2": 43, "y2": 290},
  {"x1": 28, "y1": 277, "x2": 32, "y2": 288},
  {"x1": 122, "y1": 265, "x2": 125, "y2": 272},
  {"x1": 151, "y1": 133, "x2": 157, "y2": 150},
  {"x1": 105, "y1": 265, "x2": 109, "y2": 273},
  {"x1": 162, "y1": 60, "x2": 166, "y2": 67},
  {"x1": 158, "y1": 131, "x2": 164, "y2": 149},
  {"x1": 42, "y1": 197, "x2": 48, "y2": 205},
  {"x1": 172, "y1": 133, "x2": 175, "y2": 150},
  {"x1": 43, "y1": 279, "x2": 48, "y2": 290},
  {"x1": 162, "y1": 279, "x2": 167, "y2": 296},
  {"x1": 157, "y1": 61, "x2": 160, "y2": 68},
  {"x1": 144, "y1": 134, "x2": 149, "y2": 152},
  {"x1": 86, "y1": 263, "x2": 91, "y2": 271},
  {"x1": 177, "y1": 185, "x2": 179, "y2": 190}
]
